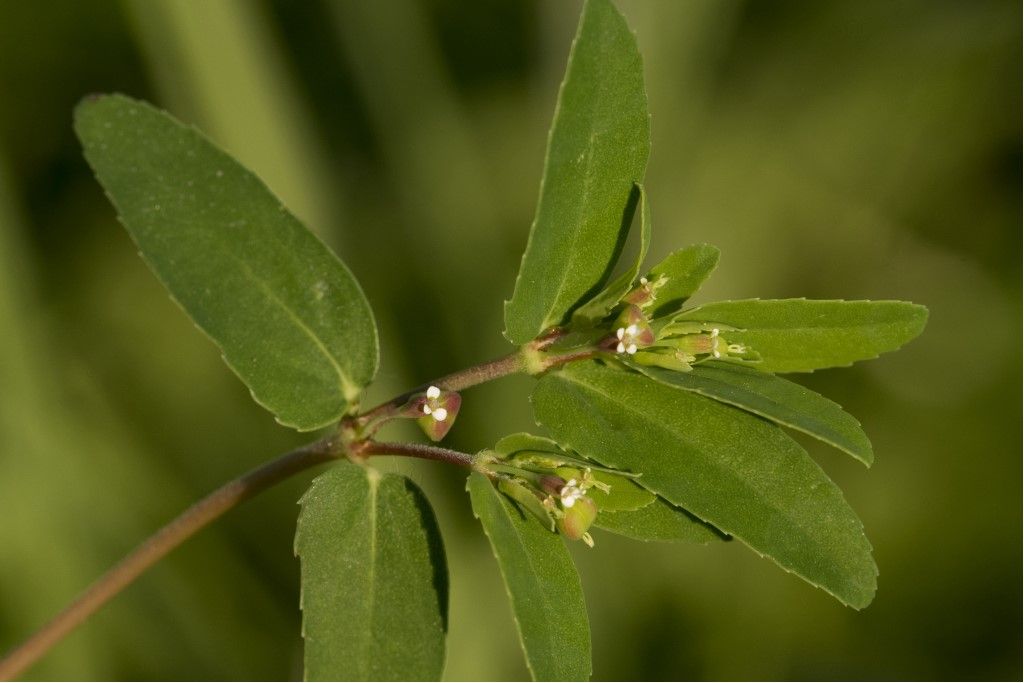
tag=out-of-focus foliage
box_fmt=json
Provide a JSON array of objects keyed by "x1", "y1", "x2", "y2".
[{"x1": 0, "y1": 0, "x2": 1018, "y2": 679}]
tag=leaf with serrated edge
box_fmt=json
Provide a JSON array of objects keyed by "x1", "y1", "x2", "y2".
[
  {"x1": 296, "y1": 463, "x2": 447, "y2": 681},
  {"x1": 629, "y1": 360, "x2": 874, "y2": 466},
  {"x1": 646, "y1": 244, "x2": 720, "y2": 317},
  {"x1": 504, "y1": 0, "x2": 650, "y2": 344},
  {"x1": 675, "y1": 299, "x2": 927, "y2": 373},
  {"x1": 75, "y1": 94, "x2": 378, "y2": 430},
  {"x1": 468, "y1": 472, "x2": 591, "y2": 680},
  {"x1": 533, "y1": 362, "x2": 877, "y2": 608},
  {"x1": 571, "y1": 183, "x2": 651, "y2": 325},
  {"x1": 596, "y1": 496, "x2": 727, "y2": 543}
]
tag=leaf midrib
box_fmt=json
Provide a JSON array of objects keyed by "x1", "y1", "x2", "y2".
[
  {"x1": 484, "y1": 483, "x2": 565, "y2": 679},
  {"x1": 641, "y1": 364, "x2": 869, "y2": 462},
  {"x1": 550, "y1": 371, "x2": 870, "y2": 594},
  {"x1": 361, "y1": 471, "x2": 380, "y2": 680},
  {"x1": 540, "y1": 132, "x2": 599, "y2": 331},
  {"x1": 225, "y1": 250, "x2": 358, "y2": 399}
]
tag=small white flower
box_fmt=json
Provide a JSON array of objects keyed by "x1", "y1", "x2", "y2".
[
  {"x1": 420, "y1": 385, "x2": 450, "y2": 422},
  {"x1": 560, "y1": 479, "x2": 584, "y2": 508},
  {"x1": 615, "y1": 325, "x2": 642, "y2": 355}
]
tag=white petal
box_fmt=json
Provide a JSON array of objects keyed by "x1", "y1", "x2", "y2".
[
  {"x1": 616, "y1": 342, "x2": 626, "y2": 354},
  {"x1": 432, "y1": 407, "x2": 448, "y2": 422},
  {"x1": 639, "y1": 277, "x2": 648, "y2": 286},
  {"x1": 426, "y1": 385, "x2": 441, "y2": 399},
  {"x1": 625, "y1": 324, "x2": 638, "y2": 335},
  {"x1": 616, "y1": 327, "x2": 626, "y2": 340},
  {"x1": 626, "y1": 344, "x2": 637, "y2": 355},
  {"x1": 422, "y1": 405, "x2": 432, "y2": 415}
]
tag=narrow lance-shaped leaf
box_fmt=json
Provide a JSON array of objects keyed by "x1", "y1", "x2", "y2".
[
  {"x1": 468, "y1": 472, "x2": 591, "y2": 681},
  {"x1": 571, "y1": 183, "x2": 651, "y2": 325},
  {"x1": 646, "y1": 244, "x2": 720, "y2": 317},
  {"x1": 533, "y1": 362, "x2": 877, "y2": 609},
  {"x1": 296, "y1": 463, "x2": 448, "y2": 681},
  {"x1": 493, "y1": 431, "x2": 642, "y2": 481},
  {"x1": 504, "y1": 0, "x2": 650, "y2": 344},
  {"x1": 675, "y1": 299, "x2": 927, "y2": 373},
  {"x1": 629, "y1": 360, "x2": 874, "y2": 465},
  {"x1": 74, "y1": 94, "x2": 378, "y2": 430}
]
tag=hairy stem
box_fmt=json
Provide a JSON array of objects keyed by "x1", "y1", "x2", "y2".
[
  {"x1": 357, "y1": 441, "x2": 476, "y2": 468},
  {"x1": 352, "y1": 350, "x2": 527, "y2": 432},
  {"x1": 0, "y1": 437, "x2": 341, "y2": 681},
  {"x1": 352, "y1": 344, "x2": 600, "y2": 435}
]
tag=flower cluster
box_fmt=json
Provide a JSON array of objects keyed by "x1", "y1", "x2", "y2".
[
  {"x1": 480, "y1": 447, "x2": 628, "y2": 547},
  {"x1": 604, "y1": 287, "x2": 757, "y2": 372}
]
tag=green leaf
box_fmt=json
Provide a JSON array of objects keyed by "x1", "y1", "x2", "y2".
[
  {"x1": 494, "y1": 432, "x2": 567, "y2": 456},
  {"x1": 630, "y1": 360, "x2": 874, "y2": 465},
  {"x1": 571, "y1": 183, "x2": 651, "y2": 325},
  {"x1": 504, "y1": 0, "x2": 650, "y2": 344},
  {"x1": 296, "y1": 463, "x2": 447, "y2": 681},
  {"x1": 674, "y1": 299, "x2": 927, "y2": 373},
  {"x1": 595, "y1": 496, "x2": 727, "y2": 544},
  {"x1": 74, "y1": 94, "x2": 378, "y2": 430},
  {"x1": 468, "y1": 472, "x2": 591, "y2": 680},
  {"x1": 533, "y1": 362, "x2": 877, "y2": 609},
  {"x1": 646, "y1": 244, "x2": 720, "y2": 317},
  {"x1": 587, "y1": 471, "x2": 655, "y2": 512},
  {"x1": 492, "y1": 432, "x2": 636, "y2": 478}
]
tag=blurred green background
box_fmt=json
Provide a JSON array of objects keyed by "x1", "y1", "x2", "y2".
[{"x1": 0, "y1": 0, "x2": 1019, "y2": 679}]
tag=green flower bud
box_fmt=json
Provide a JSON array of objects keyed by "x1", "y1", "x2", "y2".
[{"x1": 556, "y1": 496, "x2": 597, "y2": 542}]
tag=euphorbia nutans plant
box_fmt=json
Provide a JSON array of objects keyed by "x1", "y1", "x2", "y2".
[{"x1": 0, "y1": 0, "x2": 926, "y2": 680}]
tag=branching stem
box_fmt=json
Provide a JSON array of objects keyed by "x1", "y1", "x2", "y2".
[
  {"x1": 356, "y1": 440, "x2": 476, "y2": 468},
  {"x1": 0, "y1": 341, "x2": 600, "y2": 679},
  {"x1": 351, "y1": 349, "x2": 527, "y2": 433},
  {"x1": 351, "y1": 344, "x2": 600, "y2": 436}
]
